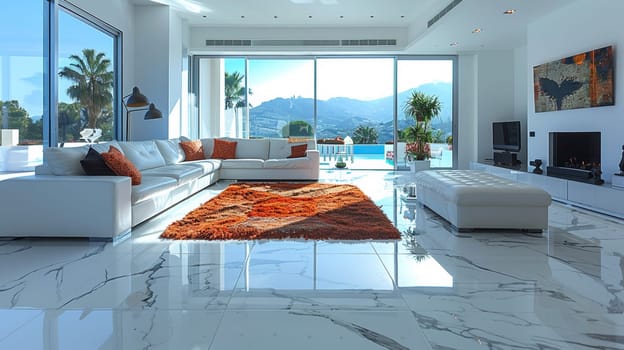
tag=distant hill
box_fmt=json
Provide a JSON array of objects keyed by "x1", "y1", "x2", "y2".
[{"x1": 249, "y1": 82, "x2": 453, "y2": 142}]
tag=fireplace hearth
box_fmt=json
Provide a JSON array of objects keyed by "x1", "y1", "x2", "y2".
[{"x1": 547, "y1": 132, "x2": 603, "y2": 184}]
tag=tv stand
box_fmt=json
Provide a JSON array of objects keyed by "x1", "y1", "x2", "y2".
[{"x1": 493, "y1": 151, "x2": 519, "y2": 167}]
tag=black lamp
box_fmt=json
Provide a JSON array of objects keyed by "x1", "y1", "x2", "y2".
[{"x1": 122, "y1": 86, "x2": 162, "y2": 140}]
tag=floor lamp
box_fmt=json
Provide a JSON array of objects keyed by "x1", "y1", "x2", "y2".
[{"x1": 122, "y1": 86, "x2": 163, "y2": 140}]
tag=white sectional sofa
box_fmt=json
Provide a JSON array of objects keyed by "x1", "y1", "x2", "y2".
[{"x1": 0, "y1": 137, "x2": 319, "y2": 240}]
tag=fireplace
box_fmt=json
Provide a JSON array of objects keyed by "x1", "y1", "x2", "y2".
[{"x1": 547, "y1": 132, "x2": 602, "y2": 183}]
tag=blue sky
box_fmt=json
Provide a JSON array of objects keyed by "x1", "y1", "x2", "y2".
[{"x1": 226, "y1": 58, "x2": 453, "y2": 106}]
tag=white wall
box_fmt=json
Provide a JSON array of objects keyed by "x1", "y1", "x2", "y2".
[
  {"x1": 457, "y1": 54, "x2": 477, "y2": 169},
  {"x1": 526, "y1": 0, "x2": 624, "y2": 178},
  {"x1": 133, "y1": 5, "x2": 170, "y2": 141},
  {"x1": 457, "y1": 50, "x2": 519, "y2": 169}
]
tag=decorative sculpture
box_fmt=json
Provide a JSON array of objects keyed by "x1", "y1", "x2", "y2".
[{"x1": 530, "y1": 159, "x2": 543, "y2": 174}]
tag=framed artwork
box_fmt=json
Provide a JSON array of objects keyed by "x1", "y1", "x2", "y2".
[{"x1": 533, "y1": 45, "x2": 614, "y2": 112}]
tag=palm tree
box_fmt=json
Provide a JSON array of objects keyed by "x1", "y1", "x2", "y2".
[
  {"x1": 224, "y1": 71, "x2": 252, "y2": 137},
  {"x1": 224, "y1": 71, "x2": 247, "y2": 109},
  {"x1": 352, "y1": 125, "x2": 378, "y2": 144},
  {"x1": 403, "y1": 91, "x2": 442, "y2": 160},
  {"x1": 59, "y1": 49, "x2": 113, "y2": 129}
]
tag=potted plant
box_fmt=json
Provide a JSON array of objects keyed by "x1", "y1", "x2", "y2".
[
  {"x1": 446, "y1": 135, "x2": 453, "y2": 150},
  {"x1": 403, "y1": 91, "x2": 442, "y2": 171}
]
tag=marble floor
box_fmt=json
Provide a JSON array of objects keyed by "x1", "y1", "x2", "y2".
[{"x1": 1, "y1": 170, "x2": 623, "y2": 349}]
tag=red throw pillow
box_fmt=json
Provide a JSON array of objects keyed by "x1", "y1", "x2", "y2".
[
  {"x1": 179, "y1": 140, "x2": 205, "y2": 161},
  {"x1": 211, "y1": 139, "x2": 237, "y2": 159},
  {"x1": 101, "y1": 146, "x2": 142, "y2": 185},
  {"x1": 288, "y1": 144, "x2": 308, "y2": 158}
]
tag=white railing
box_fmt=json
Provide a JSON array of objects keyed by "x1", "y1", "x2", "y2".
[{"x1": 317, "y1": 143, "x2": 354, "y2": 163}]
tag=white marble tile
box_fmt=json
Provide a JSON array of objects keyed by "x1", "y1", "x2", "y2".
[
  {"x1": 210, "y1": 310, "x2": 432, "y2": 350},
  {"x1": 1, "y1": 170, "x2": 624, "y2": 349},
  {"x1": 0, "y1": 309, "x2": 223, "y2": 350},
  {"x1": 412, "y1": 309, "x2": 624, "y2": 350}
]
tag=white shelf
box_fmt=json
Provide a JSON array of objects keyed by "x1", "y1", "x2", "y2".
[{"x1": 470, "y1": 161, "x2": 624, "y2": 219}]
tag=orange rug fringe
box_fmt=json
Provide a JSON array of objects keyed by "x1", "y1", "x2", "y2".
[{"x1": 160, "y1": 182, "x2": 401, "y2": 241}]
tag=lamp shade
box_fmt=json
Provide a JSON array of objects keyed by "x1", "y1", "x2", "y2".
[
  {"x1": 126, "y1": 86, "x2": 149, "y2": 107},
  {"x1": 144, "y1": 103, "x2": 163, "y2": 120}
]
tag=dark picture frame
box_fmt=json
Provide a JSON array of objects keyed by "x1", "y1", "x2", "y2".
[{"x1": 533, "y1": 46, "x2": 614, "y2": 112}]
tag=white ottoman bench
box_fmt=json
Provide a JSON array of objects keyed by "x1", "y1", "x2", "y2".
[{"x1": 413, "y1": 170, "x2": 552, "y2": 232}]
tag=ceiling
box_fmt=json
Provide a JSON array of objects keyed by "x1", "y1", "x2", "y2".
[{"x1": 133, "y1": 0, "x2": 576, "y2": 53}]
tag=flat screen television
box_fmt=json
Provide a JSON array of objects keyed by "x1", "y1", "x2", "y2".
[{"x1": 492, "y1": 121, "x2": 521, "y2": 152}]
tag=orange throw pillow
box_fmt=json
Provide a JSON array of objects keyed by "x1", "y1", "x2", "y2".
[
  {"x1": 288, "y1": 144, "x2": 308, "y2": 158},
  {"x1": 211, "y1": 139, "x2": 237, "y2": 159},
  {"x1": 180, "y1": 140, "x2": 205, "y2": 161},
  {"x1": 101, "y1": 146, "x2": 142, "y2": 185}
]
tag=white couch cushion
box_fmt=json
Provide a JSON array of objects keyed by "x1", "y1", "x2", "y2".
[
  {"x1": 183, "y1": 159, "x2": 222, "y2": 175},
  {"x1": 225, "y1": 137, "x2": 270, "y2": 159},
  {"x1": 221, "y1": 159, "x2": 264, "y2": 169},
  {"x1": 131, "y1": 176, "x2": 177, "y2": 204},
  {"x1": 198, "y1": 138, "x2": 215, "y2": 158},
  {"x1": 43, "y1": 146, "x2": 88, "y2": 175},
  {"x1": 263, "y1": 158, "x2": 312, "y2": 169},
  {"x1": 119, "y1": 141, "x2": 166, "y2": 171},
  {"x1": 155, "y1": 138, "x2": 185, "y2": 165},
  {"x1": 90, "y1": 141, "x2": 123, "y2": 154},
  {"x1": 141, "y1": 164, "x2": 203, "y2": 185},
  {"x1": 414, "y1": 170, "x2": 552, "y2": 206},
  {"x1": 269, "y1": 138, "x2": 311, "y2": 159}
]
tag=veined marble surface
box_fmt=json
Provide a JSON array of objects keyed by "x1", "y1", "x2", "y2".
[{"x1": 1, "y1": 170, "x2": 623, "y2": 349}]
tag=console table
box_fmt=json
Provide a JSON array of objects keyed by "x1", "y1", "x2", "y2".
[{"x1": 470, "y1": 161, "x2": 624, "y2": 219}]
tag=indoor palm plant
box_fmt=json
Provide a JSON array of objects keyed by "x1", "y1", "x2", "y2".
[{"x1": 403, "y1": 91, "x2": 442, "y2": 168}]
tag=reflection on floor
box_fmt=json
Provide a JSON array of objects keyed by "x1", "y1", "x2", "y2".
[{"x1": 1, "y1": 170, "x2": 623, "y2": 349}]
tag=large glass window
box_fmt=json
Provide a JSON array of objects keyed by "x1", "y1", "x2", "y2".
[
  {"x1": 397, "y1": 59, "x2": 454, "y2": 168},
  {"x1": 193, "y1": 56, "x2": 456, "y2": 170},
  {"x1": 317, "y1": 58, "x2": 394, "y2": 170},
  {"x1": 57, "y1": 8, "x2": 117, "y2": 146},
  {"x1": 0, "y1": 0, "x2": 44, "y2": 171},
  {"x1": 0, "y1": 1, "x2": 121, "y2": 172},
  {"x1": 247, "y1": 58, "x2": 314, "y2": 139}
]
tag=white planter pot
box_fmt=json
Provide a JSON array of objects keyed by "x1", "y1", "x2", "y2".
[{"x1": 410, "y1": 160, "x2": 430, "y2": 172}]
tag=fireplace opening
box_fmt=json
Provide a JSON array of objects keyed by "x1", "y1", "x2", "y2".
[{"x1": 547, "y1": 132, "x2": 602, "y2": 183}]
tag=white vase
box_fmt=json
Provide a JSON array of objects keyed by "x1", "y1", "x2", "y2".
[{"x1": 410, "y1": 160, "x2": 430, "y2": 172}]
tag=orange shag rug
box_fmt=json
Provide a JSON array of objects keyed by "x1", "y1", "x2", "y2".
[{"x1": 160, "y1": 182, "x2": 401, "y2": 241}]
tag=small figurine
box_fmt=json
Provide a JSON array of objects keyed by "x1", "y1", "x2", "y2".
[
  {"x1": 531, "y1": 159, "x2": 543, "y2": 174},
  {"x1": 591, "y1": 163, "x2": 604, "y2": 185}
]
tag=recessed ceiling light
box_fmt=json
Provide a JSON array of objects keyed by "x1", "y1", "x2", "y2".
[
  {"x1": 400, "y1": 15, "x2": 405, "y2": 18},
  {"x1": 472, "y1": 28, "x2": 482, "y2": 33},
  {"x1": 503, "y1": 9, "x2": 517, "y2": 15},
  {"x1": 339, "y1": 15, "x2": 344, "y2": 18},
  {"x1": 370, "y1": 15, "x2": 374, "y2": 18},
  {"x1": 308, "y1": 15, "x2": 312, "y2": 19},
  {"x1": 241, "y1": 15, "x2": 245, "y2": 18},
  {"x1": 273, "y1": 15, "x2": 278, "y2": 19},
  {"x1": 450, "y1": 42, "x2": 458, "y2": 47}
]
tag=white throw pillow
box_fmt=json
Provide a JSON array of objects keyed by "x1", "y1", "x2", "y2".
[
  {"x1": 155, "y1": 138, "x2": 185, "y2": 165},
  {"x1": 43, "y1": 146, "x2": 88, "y2": 175},
  {"x1": 118, "y1": 140, "x2": 166, "y2": 171}
]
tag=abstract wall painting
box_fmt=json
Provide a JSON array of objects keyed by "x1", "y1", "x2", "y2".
[{"x1": 533, "y1": 46, "x2": 614, "y2": 112}]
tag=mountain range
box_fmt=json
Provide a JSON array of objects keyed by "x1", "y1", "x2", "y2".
[{"x1": 249, "y1": 82, "x2": 452, "y2": 142}]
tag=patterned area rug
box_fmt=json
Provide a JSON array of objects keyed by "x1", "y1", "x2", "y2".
[{"x1": 160, "y1": 182, "x2": 401, "y2": 241}]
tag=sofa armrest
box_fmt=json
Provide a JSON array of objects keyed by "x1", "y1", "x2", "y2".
[
  {"x1": 305, "y1": 149, "x2": 320, "y2": 162},
  {"x1": 0, "y1": 175, "x2": 132, "y2": 239}
]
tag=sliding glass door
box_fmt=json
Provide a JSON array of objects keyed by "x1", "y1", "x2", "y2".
[
  {"x1": 397, "y1": 58, "x2": 454, "y2": 168},
  {"x1": 192, "y1": 55, "x2": 456, "y2": 170}
]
